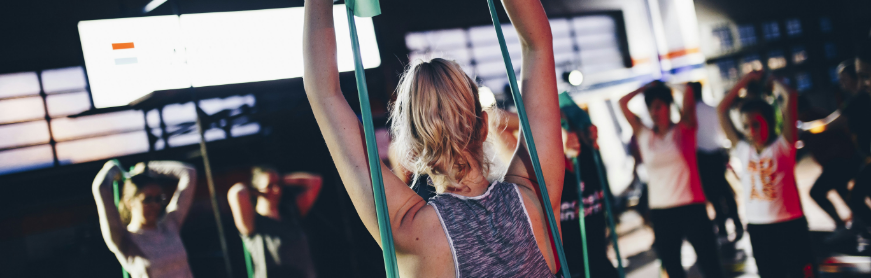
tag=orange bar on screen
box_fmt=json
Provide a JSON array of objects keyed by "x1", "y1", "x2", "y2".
[{"x1": 112, "y1": 42, "x2": 135, "y2": 50}]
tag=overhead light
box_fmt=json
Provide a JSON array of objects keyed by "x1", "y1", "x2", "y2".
[
  {"x1": 143, "y1": 0, "x2": 168, "y2": 14},
  {"x1": 562, "y1": 70, "x2": 584, "y2": 86},
  {"x1": 478, "y1": 86, "x2": 496, "y2": 108}
]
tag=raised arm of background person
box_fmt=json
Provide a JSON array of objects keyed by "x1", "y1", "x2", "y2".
[
  {"x1": 774, "y1": 79, "x2": 799, "y2": 143},
  {"x1": 135, "y1": 161, "x2": 197, "y2": 227},
  {"x1": 500, "y1": 0, "x2": 565, "y2": 211},
  {"x1": 493, "y1": 109, "x2": 520, "y2": 163},
  {"x1": 92, "y1": 160, "x2": 131, "y2": 259},
  {"x1": 283, "y1": 172, "x2": 323, "y2": 217},
  {"x1": 619, "y1": 82, "x2": 651, "y2": 135},
  {"x1": 679, "y1": 83, "x2": 697, "y2": 129},
  {"x1": 800, "y1": 111, "x2": 847, "y2": 132},
  {"x1": 228, "y1": 183, "x2": 256, "y2": 236},
  {"x1": 717, "y1": 72, "x2": 762, "y2": 147},
  {"x1": 302, "y1": 0, "x2": 435, "y2": 251}
]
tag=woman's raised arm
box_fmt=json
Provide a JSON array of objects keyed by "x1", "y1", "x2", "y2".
[
  {"x1": 92, "y1": 160, "x2": 129, "y2": 255},
  {"x1": 619, "y1": 83, "x2": 651, "y2": 135},
  {"x1": 136, "y1": 161, "x2": 197, "y2": 227},
  {"x1": 679, "y1": 84, "x2": 697, "y2": 129},
  {"x1": 501, "y1": 0, "x2": 564, "y2": 210},
  {"x1": 228, "y1": 184, "x2": 255, "y2": 236},
  {"x1": 302, "y1": 0, "x2": 428, "y2": 250}
]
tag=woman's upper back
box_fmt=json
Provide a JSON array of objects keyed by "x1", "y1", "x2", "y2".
[{"x1": 425, "y1": 181, "x2": 556, "y2": 278}]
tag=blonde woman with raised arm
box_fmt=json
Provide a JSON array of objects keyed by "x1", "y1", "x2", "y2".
[{"x1": 303, "y1": 0, "x2": 565, "y2": 276}]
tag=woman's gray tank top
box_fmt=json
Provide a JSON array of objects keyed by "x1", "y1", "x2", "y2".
[{"x1": 428, "y1": 181, "x2": 557, "y2": 278}]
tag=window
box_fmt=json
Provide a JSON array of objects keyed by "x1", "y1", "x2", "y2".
[
  {"x1": 712, "y1": 25, "x2": 734, "y2": 52},
  {"x1": 786, "y1": 19, "x2": 802, "y2": 37},
  {"x1": 767, "y1": 50, "x2": 787, "y2": 70},
  {"x1": 763, "y1": 21, "x2": 781, "y2": 41},
  {"x1": 717, "y1": 60, "x2": 738, "y2": 80},
  {"x1": 0, "y1": 66, "x2": 261, "y2": 175},
  {"x1": 406, "y1": 14, "x2": 627, "y2": 92},
  {"x1": 741, "y1": 54, "x2": 763, "y2": 74},
  {"x1": 796, "y1": 72, "x2": 812, "y2": 91},
  {"x1": 820, "y1": 17, "x2": 833, "y2": 33},
  {"x1": 792, "y1": 45, "x2": 807, "y2": 64},
  {"x1": 738, "y1": 24, "x2": 757, "y2": 46},
  {"x1": 825, "y1": 42, "x2": 838, "y2": 60}
]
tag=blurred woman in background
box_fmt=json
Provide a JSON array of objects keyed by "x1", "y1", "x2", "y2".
[
  {"x1": 718, "y1": 72, "x2": 815, "y2": 277},
  {"x1": 619, "y1": 81, "x2": 723, "y2": 278},
  {"x1": 92, "y1": 160, "x2": 197, "y2": 278},
  {"x1": 228, "y1": 166, "x2": 321, "y2": 278}
]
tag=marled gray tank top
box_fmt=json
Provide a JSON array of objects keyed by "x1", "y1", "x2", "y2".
[{"x1": 428, "y1": 181, "x2": 556, "y2": 278}]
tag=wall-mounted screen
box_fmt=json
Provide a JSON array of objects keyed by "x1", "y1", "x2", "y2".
[{"x1": 79, "y1": 5, "x2": 381, "y2": 108}]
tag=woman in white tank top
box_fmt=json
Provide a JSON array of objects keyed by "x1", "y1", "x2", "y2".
[
  {"x1": 619, "y1": 81, "x2": 724, "y2": 278},
  {"x1": 718, "y1": 72, "x2": 815, "y2": 277}
]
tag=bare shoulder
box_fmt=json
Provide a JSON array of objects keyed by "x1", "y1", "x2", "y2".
[{"x1": 394, "y1": 204, "x2": 455, "y2": 276}]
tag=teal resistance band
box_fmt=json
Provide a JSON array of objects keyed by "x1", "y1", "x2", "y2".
[
  {"x1": 343, "y1": 0, "x2": 400, "y2": 277},
  {"x1": 559, "y1": 93, "x2": 625, "y2": 278},
  {"x1": 485, "y1": 1, "x2": 570, "y2": 277},
  {"x1": 571, "y1": 157, "x2": 591, "y2": 278},
  {"x1": 110, "y1": 159, "x2": 131, "y2": 278},
  {"x1": 592, "y1": 149, "x2": 625, "y2": 278},
  {"x1": 242, "y1": 241, "x2": 254, "y2": 278}
]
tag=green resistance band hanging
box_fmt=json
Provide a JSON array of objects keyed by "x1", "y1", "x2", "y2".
[
  {"x1": 243, "y1": 241, "x2": 254, "y2": 278},
  {"x1": 110, "y1": 159, "x2": 131, "y2": 278},
  {"x1": 343, "y1": 0, "x2": 400, "y2": 277},
  {"x1": 558, "y1": 95, "x2": 626, "y2": 278},
  {"x1": 571, "y1": 157, "x2": 591, "y2": 278},
  {"x1": 485, "y1": 1, "x2": 570, "y2": 277},
  {"x1": 592, "y1": 148, "x2": 625, "y2": 278},
  {"x1": 560, "y1": 94, "x2": 591, "y2": 278}
]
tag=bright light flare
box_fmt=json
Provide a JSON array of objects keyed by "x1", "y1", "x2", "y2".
[
  {"x1": 568, "y1": 70, "x2": 584, "y2": 86},
  {"x1": 478, "y1": 86, "x2": 496, "y2": 108}
]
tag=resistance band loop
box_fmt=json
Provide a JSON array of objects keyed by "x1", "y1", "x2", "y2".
[
  {"x1": 591, "y1": 150, "x2": 625, "y2": 278},
  {"x1": 484, "y1": 1, "x2": 571, "y2": 277},
  {"x1": 344, "y1": 2, "x2": 400, "y2": 277},
  {"x1": 571, "y1": 158, "x2": 592, "y2": 278},
  {"x1": 110, "y1": 159, "x2": 131, "y2": 278}
]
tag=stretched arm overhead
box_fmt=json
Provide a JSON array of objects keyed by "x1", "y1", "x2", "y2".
[
  {"x1": 619, "y1": 82, "x2": 654, "y2": 135},
  {"x1": 283, "y1": 172, "x2": 323, "y2": 217},
  {"x1": 228, "y1": 184, "x2": 255, "y2": 236},
  {"x1": 679, "y1": 83, "x2": 697, "y2": 129},
  {"x1": 718, "y1": 71, "x2": 762, "y2": 147},
  {"x1": 134, "y1": 161, "x2": 197, "y2": 227},
  {"x1": 773, "y1": 79, "x2": 799, "y2": 143},
  {"x1": 501, "y1": 0, "x2": 565, "y2": 210},
  {"x1": 303, "y1": 0, "x2": 428, "y2": 250},
  {"x1": 92, "y1": 160, "x2": 130, "y2": 255}
]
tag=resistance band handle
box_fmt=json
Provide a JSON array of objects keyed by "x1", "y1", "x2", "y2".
[
  {"x1": 484, "y1": 1, "x2": 571, "y2": 277},
  {"x1": 344, "y1": 4, "x2": 400, "y2": 278},
  {"x1": 572, "y1": 158, "x2": 591, "y2": 278},
  {"x1": 591, "y1": 148, "x2": 625, "y2": 278}
]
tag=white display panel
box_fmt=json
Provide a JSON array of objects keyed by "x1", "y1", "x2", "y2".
[
  {"x1": 79, "y1": 5, "x2": 381, "y2": 108},
  {"x1": 78, "y1": 16, "x2": 191, "y2": 108}
]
